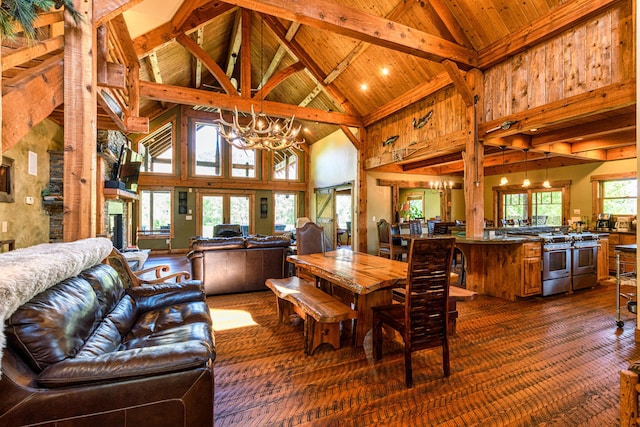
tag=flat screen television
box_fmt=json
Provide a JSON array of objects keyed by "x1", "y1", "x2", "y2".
[{"x1": 112, "y1": 146, "x2": 142, "y2": 192}]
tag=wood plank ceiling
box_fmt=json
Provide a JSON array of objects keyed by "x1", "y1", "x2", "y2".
[{"x1": 1, "y1": 0, "x2": 635, "y2": 176}]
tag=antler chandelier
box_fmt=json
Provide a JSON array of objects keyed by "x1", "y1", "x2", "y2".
[{"x1": 216, "y1": 107, "x2": 304, "y2": 151}]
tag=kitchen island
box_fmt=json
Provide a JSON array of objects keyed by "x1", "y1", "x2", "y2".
[{"x1": 455, "y1": 236, "x2": 543, "y2": 301}]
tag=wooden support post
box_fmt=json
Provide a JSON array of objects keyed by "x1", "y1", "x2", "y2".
[
  {"x1": 63, "y1": 0, "x2": 97, "y2": 241},
  {"x1": 357, "y1": 126, "x2": 367, "y2": 253},
  {"x1": 463, "y1": 69, "x2": 484, "y2": 238}
]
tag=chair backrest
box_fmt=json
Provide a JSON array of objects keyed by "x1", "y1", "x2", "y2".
[
  {"x1": 377, "y1": 219, "x2": 391, "y2": 245},
  {"x1": 296, "y1": 221, "x2": 325, "y2": 255},
  {"x1": 409, "y1": 219, "x2": 422, "y2": 235},
  {"x1": 433, "y1": 222, "x2": 455, "y2": 235},
  {"x1": 214, "y1": 224, "x2": 242, "y2": 237},
  {"x1": 404, "y1": 238, "x2": 455, "y2": 347},
  {"x1": 105, "y1": 248, "x2": 138, "y2": 288}
]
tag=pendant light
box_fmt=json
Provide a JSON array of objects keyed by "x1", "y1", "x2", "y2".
[
  {"x1": 522, "y1": 148, "x2": 530, "y2": 188},
  {"x1": 499, "y1": 146, "x2": 508, "y2": 186},
  {"x1": 542, "y1": 152, "x2": 551, "y2": 188}
]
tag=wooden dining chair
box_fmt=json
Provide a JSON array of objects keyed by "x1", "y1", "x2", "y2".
[
  {"x1": 377, "y1": 219, "x2": 408, "y2": 261},
  {"x1": 105, "y1": 248, "x2": 193, "y2": 288},
  {"x1": 373, "y1": 237, "x2": 455, "y2": 388}
]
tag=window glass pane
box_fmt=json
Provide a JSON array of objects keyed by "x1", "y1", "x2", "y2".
[
  {"x1": 195, "y1": 123, "x2": 222, "y2": 176},
  {"x1": 532, "y1": 190, "x2": 562, "y2": 226},
  {"x1": 230, "y1": 195, "x2": 250, "y2": 235},
  {"x1": 603, "y1": 180, "x2": 637, "y2": 215},
  {"x1": 140, "y1": 122, "x2": 173, "y2": 173},
  {"x1": 336, "y1": 194, "x2": 352, "y2": 228},
  {"x1": 273, "y1": 149, "x2": 299, "y2": 181},
  {"x1": 275, "y1": 193, "x2": 297, "y2": 231},
  {"x1": 231, "y1": 147, "x2": 256, "y2": 178},
  {"x1": 140, "y1": 190, "x2": 171, "y2": 232},
  {"x1": 503, "y1": 192, "x2": 527, "y2": 222},
  {"x1": 201, "y1": 195, "x2": 223, "y2": 238}
]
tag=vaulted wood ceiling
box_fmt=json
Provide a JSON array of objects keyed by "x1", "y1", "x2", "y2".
[{"x1": 1, "y1": 0, "x2": 635, "y2": 175}]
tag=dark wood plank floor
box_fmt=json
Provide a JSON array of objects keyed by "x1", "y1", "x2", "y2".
[{"x1": 148, "y1": 254, "x2": 640, "y2": 426}]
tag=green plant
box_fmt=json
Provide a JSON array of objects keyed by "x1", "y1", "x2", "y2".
[{"x1": 0, "y1": 0, "x2": 82, "y2": 39}]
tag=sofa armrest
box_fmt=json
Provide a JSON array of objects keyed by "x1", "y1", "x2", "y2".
[
  {"x1": 127, "y1": 282, "x2": 206, "y2": 313},
  {"x1": 37, "y1": 341, "x2": 212, "y2": 388}
]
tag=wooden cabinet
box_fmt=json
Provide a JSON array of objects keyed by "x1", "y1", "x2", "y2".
[
  {"x1": 597, "y1": 237, "x2": 609, "y2": 282},
  {"x1": 607, "y1": 233, "x2": 637, "y2": 274},
  {"x1": 520, "y1": 242, "x2": 542, "y2": 297}
]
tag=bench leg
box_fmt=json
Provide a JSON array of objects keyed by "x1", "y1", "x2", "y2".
[
  {"x1": 276, "y1": 297, "x2": 294, "y2": 323},
  {"x1": 305, "y1": 317, "x2": 341, "y2": 355}
]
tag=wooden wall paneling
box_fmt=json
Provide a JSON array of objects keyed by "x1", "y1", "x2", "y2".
[
  {"x1": 545, "y1": 37, "x2": 565, "y2": 104},
  {"x1": 585, "y1": 12, "x2": 612, "y2": 91},
  {"x1": 511, "y1": 53, "x2": 529, "y2": 113},
  {"x1": 562, "y1": 26, "x2": 587, "y2": 97},
  {"x1": 528, "y1": 44, "x2": 546, "y2": 108},
  {"x1": 483, "y1": 67, "x2": 494, "y2": 122},
  {"x1": 611, "y1": 1, "x2": 635, "y2": 81}
]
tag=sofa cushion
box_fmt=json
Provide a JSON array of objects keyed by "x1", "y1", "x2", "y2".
[
  {"x1": 245, "y1": 235, "x2": 290, "y2": 248},
  {"x1": 37, "y1": 341, "x2": 213, "y2": 388},
  {"x1": 190, "y1": 237, "x2": 246, "y2": 251},
  {"x1": 81, "y1": 264, "x2": 125, "y2": 317},
  {"x1": 6, "y1": 277, "x2": 101, "y2": 371}
]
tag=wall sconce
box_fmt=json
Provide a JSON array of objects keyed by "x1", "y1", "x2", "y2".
[
  {"x1": 542, "y1": 152, "x2": 551, "y2": 188},
  {"x1": 499, "y1": 146, "x2": 508, "y2": 186},
  {"x1": 522, "y1": 148, "x2": 530, "y2": 187}
]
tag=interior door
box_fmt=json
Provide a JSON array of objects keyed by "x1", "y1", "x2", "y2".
[{"x1": 315, "y1": 188, "x2": 335, "y2": 250}]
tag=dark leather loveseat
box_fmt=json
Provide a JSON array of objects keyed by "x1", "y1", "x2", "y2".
[
  {"x1": 188, "y1": 235, "x2": 291, "y2": 295},
  {"x1": 0, "y1": 248, "x2": 215, "y2": 426}
]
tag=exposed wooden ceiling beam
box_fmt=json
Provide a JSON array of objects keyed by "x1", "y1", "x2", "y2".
[
  {"x1": 171, "y1": 0, "x2": 210, "y2": 30},
  {"x1": 424, "y1": 0, "x2": 472, "y2": 49},
  {"x1": 478, "y1": 0, "x2": 624, "y2": 69},
  {"x1": 262, "y1": 14, "x2": 357, "y2": 116},
  {"x1": 254, "y1": 62, "x2": 305, "y2": 100},
  {"x1": 176, "y1": 33, "x2": 240, "y2": 96},
  {"x1": 2, "y1": 56, "x2": 63, "y2": 152},
  {"x1": 225, "y1": 9, "x2": 243, "y2": 78},
  {"x1": 132, "y1": 2, "x2": 236, "y2": 57},
  {"x1": 221, "y1": 0, "x2": 478, "y2": 68},
  {"x1": 260, "y1": 21, "x2": 301, "y2": 88},
  {"x1": 94, "y1": 0, "x2": 146, "y2": 26},
  {"x1": 531, "y1": 112, "x2": 636, "y2": 146},
  {"x1": 139, "y1": 81, "x2": 363, "y2": 127}
]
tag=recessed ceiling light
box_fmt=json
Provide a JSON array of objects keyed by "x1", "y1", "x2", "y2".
[
  {"x1": 361, "y1": 83, "x2": 368, "y2": 91},
  {"x1": 381, "y1": 67, "x2": 389, "y2": 76},
  {"x1": 530, "y1": 128, "x2": 538, "y2": 132}
]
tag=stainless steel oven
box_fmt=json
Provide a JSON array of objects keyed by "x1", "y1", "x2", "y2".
[
  {"x1": 571, "y1": 234, "x2": 598, "y2": 290},
  {"x1": 541, "y1": 236, "x2": 572, "y2": 296}
]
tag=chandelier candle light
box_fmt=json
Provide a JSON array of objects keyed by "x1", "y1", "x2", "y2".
[
  {"x1": 522, "y1": 148, "x2": 531, "y2": 188},
  {"x1": 216, "y1": 106, "x2": 304, "y2": 150}
]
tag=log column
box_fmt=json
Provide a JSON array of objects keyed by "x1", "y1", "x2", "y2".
[
  {"x1": 63, "y1": 0, "x2": 97, "y2": 241},
  {"x1": 463, "y1": 69, "x2": 484, "y2": 238}
]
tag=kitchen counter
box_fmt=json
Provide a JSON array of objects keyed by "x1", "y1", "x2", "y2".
[{"x1": 455, "y1": 238, "x2": 542, "y2": 301}]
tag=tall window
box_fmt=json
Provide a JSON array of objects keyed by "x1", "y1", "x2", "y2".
[
  {"x1": 199, "y1": 192, "x2": 253, "y2": 237},
  {"x1": 273, "y1": 148, "x2": 299, "y2": 181},
  {"x1": 231, "y1": 146, "x2": 256, "y2": 178},
  {"x1": 406, "y1": 193, "x2": 424, "y2": 219},
  {"x1": 139, "y1": 122, "x2": 173, "y2": 173},
  {"x1": 602, "y1": 179, "x2": 637, "y2": 215},
  {"x1": 194, "y1": 122, "x2": 222, "y2": 176},
  {"x1": 140, "y1": 190, "x2": 172, "y2": 234},
  {"x1": 274, "y1": 193, "x2": 297, "y2": 232},
  {"x1": 496, "y1": 183, "x2": 568, "y2": 226}
]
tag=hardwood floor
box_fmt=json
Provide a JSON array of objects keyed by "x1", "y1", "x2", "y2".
[{"x1": 147, "y1": 254, "x2": 639, "y2": 426}]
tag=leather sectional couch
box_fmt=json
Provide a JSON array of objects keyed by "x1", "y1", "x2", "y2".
[
  {"x1": 188, "y1": 235, "x2": 291, "y2": 295},
  {"x1": 0, "y1": 238, "x2": 215, "y2": 427}
]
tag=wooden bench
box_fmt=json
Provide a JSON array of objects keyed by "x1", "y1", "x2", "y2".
[{"x1": 265, "y1": 277, "x2": 357, "y2": 355}]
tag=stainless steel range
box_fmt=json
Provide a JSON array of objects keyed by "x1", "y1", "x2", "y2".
[
  {"x1": 539, "y1": 232, "x2": 599, "y2": 296},
  {"x1": 540, "y1": 233, "x2": 572, "y2": 296},
  {"x1": 568, "y1": 232, "x2": 599, "y2": 291}
]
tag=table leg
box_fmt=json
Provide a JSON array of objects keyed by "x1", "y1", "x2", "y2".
[{"x1": 354, "y1": 289, "x2": 392, "y2": 346}]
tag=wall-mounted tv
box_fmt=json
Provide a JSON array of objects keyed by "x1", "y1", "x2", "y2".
[{"x1": 112, "y1": 146, "x2": 142, "y2": 192}]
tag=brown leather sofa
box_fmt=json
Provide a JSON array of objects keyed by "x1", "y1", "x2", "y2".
[
  {"x1": 188, "y1": 235, "x2": 291, "y2": 295},
  {"x1": 0, "y1": 263, "x2": 215, "y2": 427}
]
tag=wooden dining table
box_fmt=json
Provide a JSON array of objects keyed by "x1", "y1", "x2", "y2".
[{"x1": 286, "y1": 248, "x2": 476, "y2": 346}]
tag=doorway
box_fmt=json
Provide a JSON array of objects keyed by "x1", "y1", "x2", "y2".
[
  {"x1": 196, "y1": 190, "x2": 254, "y2": 237},
  {"x1": 314, "y1": 183, "x2": 353, "y2": 250}
]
